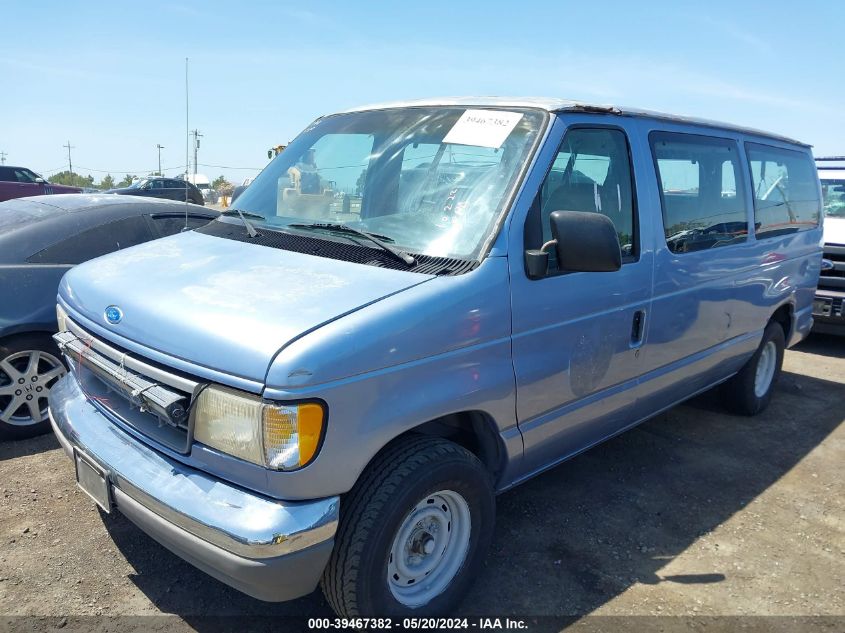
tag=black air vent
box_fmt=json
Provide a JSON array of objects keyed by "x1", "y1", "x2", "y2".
[{"x1": 197, "y1": 221, "x2": 480, "y2": 276}]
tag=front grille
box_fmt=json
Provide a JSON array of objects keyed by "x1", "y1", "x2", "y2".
[
  {"x1": 55, "y1": 320, "x2": 202, "y2": 453},
  {"x1": 820, "y1": 244, "x2": 845, "y2": 290}
]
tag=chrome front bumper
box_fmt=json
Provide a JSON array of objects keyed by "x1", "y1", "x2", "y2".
[{"x1": 48, "y1": 374, "x2": 339, "y2": 601}]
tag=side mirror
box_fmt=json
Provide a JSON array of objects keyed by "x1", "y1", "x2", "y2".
[
  {"x1": 34, "y1": 177, "x2": 46, "y2": 184},
  {"x1": 525, "y1": 210, "x2": 622, "y2": 279}
]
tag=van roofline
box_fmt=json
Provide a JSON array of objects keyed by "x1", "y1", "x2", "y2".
[{"x1": 338, "y1": 96, "x2": 810, "y2": 147}]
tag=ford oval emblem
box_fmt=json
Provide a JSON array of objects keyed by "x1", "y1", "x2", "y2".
[{"x1": 104, "y1": 305, "x2": 123, "y2": 325}]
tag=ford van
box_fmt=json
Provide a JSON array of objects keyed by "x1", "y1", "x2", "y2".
[{"x1": 47, "y1": 98, "x2": 823, "y2": 617}]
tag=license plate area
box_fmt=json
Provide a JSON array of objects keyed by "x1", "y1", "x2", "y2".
[
  {"x1": 813, "y1": 298, "x2": 832, "y2": 317},
  {"x1": 74, "y1": 448, "x2": 113, "y2": 513}
]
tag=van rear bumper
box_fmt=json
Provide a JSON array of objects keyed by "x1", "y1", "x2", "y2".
[{"x1": 48, "y1": 374, "x2": 338, "y2": 602}]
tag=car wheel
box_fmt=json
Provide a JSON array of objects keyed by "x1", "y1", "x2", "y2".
[
  {"x1": 722, "y1": 321, "x2": 785, "y2": 416},
  {"x1": 0, "y1": 334, "x2": 67, "y2": 440},
  {"x1": 321, "y1": 435, "x2": 495, "y2": 617}
]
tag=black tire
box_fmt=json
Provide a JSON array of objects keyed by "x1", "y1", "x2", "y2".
[
  {"x1": 0, "y1": 333, "x2": 67, "y2": 440},
  {"x1": 321, "y1": 435, "x2": 495, "y2": 617},
  {"x1": 722, "y1": 321, "x2": 785, "y2": 416}
]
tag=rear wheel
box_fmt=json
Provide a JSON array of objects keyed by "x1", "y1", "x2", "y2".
[
  {"x1": 0, "y1": 334, "x2": 67, "y2": 440},
  {"x1": 321, "y1": 436, "x2": 495, "y2": 617},
  {"x1": 722, "y1": 321, "x2": 785, "y2": 416}
]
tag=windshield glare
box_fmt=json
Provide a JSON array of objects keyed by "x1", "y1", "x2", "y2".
[
  {"x1": 821, "y1": 179, "x2": 845, "y2": 217},
  {"x1": 128, "y1": 179, "x2": 148, "y2": 189},
  {"x1": 231, "y1": 107, "x2": 546, "y2": 259}
]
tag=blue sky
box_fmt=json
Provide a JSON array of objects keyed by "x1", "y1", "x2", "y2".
[{"x1": 2, "y1": 0, "x2": 842, "y2": 185}]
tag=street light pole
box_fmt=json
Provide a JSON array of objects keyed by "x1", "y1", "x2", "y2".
[
  {"x1": 0, "y1": 151, "x2": 7, "y2": 165},
  {"x1": 156, "y1": 144, "x2": 165, "y2": 176}
]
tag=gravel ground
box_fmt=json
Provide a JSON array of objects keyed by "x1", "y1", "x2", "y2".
[{"x1": 0, "y1": 334, "x2": 842, "y2": 627}]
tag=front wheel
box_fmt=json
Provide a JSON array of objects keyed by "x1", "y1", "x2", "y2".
[
  {"x1": 321, "y1": 436, "x2": 495, "y2": 617},
  {"x1": 0, "y1": 334, "x2": 67, "y2": 440},
  {"x1": 722, "y1": 322, "x2": 785, "y2": 416}
]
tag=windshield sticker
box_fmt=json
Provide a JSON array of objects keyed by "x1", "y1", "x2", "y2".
[{"x1": 442, "y1": 110, "x2": 524, "y2": 149}]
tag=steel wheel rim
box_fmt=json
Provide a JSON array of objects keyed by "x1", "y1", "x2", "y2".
[
  {"x1": 754, "y1": 341, "x2": 777, "y2": 398},
  {"x1": 0, "y1": 350, "x2": 66, "y2": 426},
  {"x1": 387, "y1": 489, "x2": 472, "y2": 608}
]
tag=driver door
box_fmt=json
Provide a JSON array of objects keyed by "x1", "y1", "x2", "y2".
[{"x1": 509, "y1": 116, "x2": 654, "y2": 476}]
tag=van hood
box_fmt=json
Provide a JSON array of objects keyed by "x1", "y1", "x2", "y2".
[
  {"x1": 59, "y1": 229, "x2": 433, "y2": 384},
  {"x1": 824, "y1": 216, "x2": 845, "y2": 246}
]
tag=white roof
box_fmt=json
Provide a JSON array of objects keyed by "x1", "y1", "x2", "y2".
[
  {"x1": 339, "y1": 96, "x2": 808, "y2": 146},
  {"x1": 818, "y1": 168, "x2": 845, "y2": 181}
]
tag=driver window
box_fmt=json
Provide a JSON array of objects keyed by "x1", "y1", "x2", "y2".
[
  {"x1": 651, "y1": 132, "x2": 748, "y2": 254},
  {"x1": 530, "y1": 127, "x2": 636, "y2": 270}
]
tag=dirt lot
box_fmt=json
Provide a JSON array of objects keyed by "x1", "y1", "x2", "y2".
[{"x1": 0, "y1": 334, "x2": 842, "y2": 627}]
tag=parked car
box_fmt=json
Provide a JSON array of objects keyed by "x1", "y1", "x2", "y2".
[
  {"x1": 231, "y1": 176, "x2": 254, "y2": 204},
  {"x1": 0, "y1": 194, "x2": 215, "y2": 439},
  {"x1": 0, "y1": 166, "x2": 81, "y2": 202},
  {"x1": 47, "y1": 98, "x2": 822, "y2": 617},
  {"x1": 104, "y1": 177, "x2": 204, "y2": 205},
  {"x1": 812, "y1": 157, "x2": 845, "y2": 333},
  {"x1": 184, "y1": 173, "x2": 218, "y2": 204}
]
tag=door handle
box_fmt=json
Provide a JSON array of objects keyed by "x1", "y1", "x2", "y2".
[{"x1": 630, "y1": 309, "x2": 646, "y2": 348}]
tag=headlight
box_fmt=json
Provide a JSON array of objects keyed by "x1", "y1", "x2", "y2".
[
  {"x1": 192, "y1": 385, "x2": 325, "y2": 470},
  {"x1": 56, "y1": 304, "x2": 69, "y2": 332}
]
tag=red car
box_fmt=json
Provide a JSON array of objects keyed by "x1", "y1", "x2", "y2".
[{"x1": 0, "y1": 166, "x2": 81, "y2": 202}]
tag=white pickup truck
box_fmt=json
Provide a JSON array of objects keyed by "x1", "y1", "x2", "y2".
[{"x1": 813, "y1": 158, "x2": 845, "y2": 333}]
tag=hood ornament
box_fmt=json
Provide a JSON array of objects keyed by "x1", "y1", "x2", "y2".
[{"x1": 104, "y1": 305, "x2": 123, "y2": 325}]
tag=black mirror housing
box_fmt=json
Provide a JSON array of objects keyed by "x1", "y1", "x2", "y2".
[
  {"x1": 549, "y1": 210, "x2": 622, "y2": 273},
  {"x1": 524, "y1": 249, "x2": 549, "y2": 279}
]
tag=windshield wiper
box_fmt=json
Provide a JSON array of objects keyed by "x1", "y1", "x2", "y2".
[
  {"x1": 288, "y1": 222, "x2": 416, "y2": 266},
  {"x1": 220, "y1": 209, "x2": 266, "y2": 219},
  {"x1": 219, "y1": 208, "x2": 264, "y2": 238}
]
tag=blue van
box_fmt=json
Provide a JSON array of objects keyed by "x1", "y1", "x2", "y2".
[{"x1": 47, "y1": 99, "x2": 823, "y2": 617}]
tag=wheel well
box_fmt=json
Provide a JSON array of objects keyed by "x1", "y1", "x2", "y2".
[
  {"x1": 770, "y1": 304, "x2": 793, "y2": 342},
  {"x1": 401, "y1": 411, "x2": 505, "y2": 482}
]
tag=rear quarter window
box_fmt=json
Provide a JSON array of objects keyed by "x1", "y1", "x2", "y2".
[{"x1": 746, "y1": 143, "x2": 821, "y2": 237}]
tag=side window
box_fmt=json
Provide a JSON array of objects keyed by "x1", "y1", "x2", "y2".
[
  {"x1": 151, "y1": 214, "x2": 211, "y2": 236},
  {"x1": 529, "y1": 127, "x2": 636, "y2": 268},
  {"x1": 0, "y1": 167, "x2": 14, "y2": 182},
  {"x1": 150, "y1": 179, "x2": 165, "y2": 189},
  {"x1": 746, "y1": 143, "x2": 821, "y2": 237},
  {"x1": 28, "y1": 216, "x2": 153, "y2": 265},
  {"x1": 651, "y1": 132, "x2": 748, "y2": 254},
  {"x1": 14, "y1": 169, "x2": 37, "y2": 183}
]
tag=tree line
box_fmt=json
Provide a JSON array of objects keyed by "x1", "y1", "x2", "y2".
[{"x1": 47, "y1": 172, "x2": 232, "y2": 192}]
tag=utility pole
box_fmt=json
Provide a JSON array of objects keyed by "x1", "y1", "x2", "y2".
[
  {"x1": 190, "y1": 129, "x2": 202, "y2": 176},
  {"x1": 63, "y1": 141, "x2": 75, "y2": 186},
  {"x1": 0, "y1": 151, "x2": 7, "y2": 165},
  {"x1": 156, "y1": 144, "x2": 165, "y2": 176}
]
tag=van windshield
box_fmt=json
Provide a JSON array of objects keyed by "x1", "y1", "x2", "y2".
[
  {"x1": 230, "y1": 107, "x2": 546, "y2": 259},
  {"x1": 821, "y1": 179, "x2": 845, "y2": 217}
]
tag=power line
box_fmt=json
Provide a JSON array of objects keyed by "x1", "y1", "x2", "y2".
[
  {"x1": 74, "y1": 164, "x2": 188, "y2": 174},
  {"x1": 198, "y1": 163, "x2": 263, "y2": 170}
]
